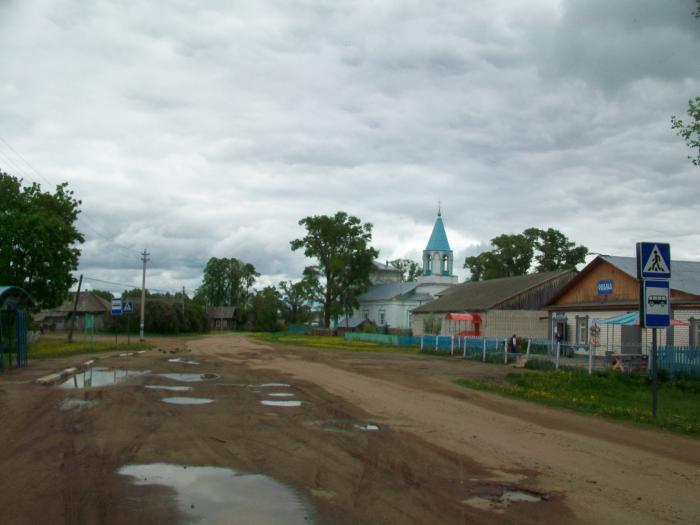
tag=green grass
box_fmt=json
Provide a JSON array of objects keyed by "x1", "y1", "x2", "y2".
[
  {"x1": 252, "y1": 332, "x2": 420, "y2": 354},
  {"x1": 455, "y1": 370, "x2": 700, "y2": 436},
  {"x1": 28, "y1": 339, "x2": 154, "y2": 359}
]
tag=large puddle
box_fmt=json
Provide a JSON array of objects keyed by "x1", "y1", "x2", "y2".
[
  {"x1": 144, "y1": 385, "x2": 193, "y2": 392},
  {"x1": 167, "y1": 358, "x2": 200, "y2": 365},
  {"x1": 158, "y1": 373, "x2": 220, "y2": 383},
  {"x1": 261, "y1": 400, "x2": 302, "y2": 407},
  {"x1": 162, "y1": 397, "x2": 215, "y2": 405},
  {"x1": 59, "y1": 368, "x2": 150, "y2": 389},
  {"x1": 118, "y1": 463, "x2": 314, "y2": 524}
]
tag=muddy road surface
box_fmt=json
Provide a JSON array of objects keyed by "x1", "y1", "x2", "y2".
[{"x1": 0, "y1": 333, "x2": 698, "y2": 524}]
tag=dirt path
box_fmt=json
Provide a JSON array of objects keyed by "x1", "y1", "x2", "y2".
[
  {"x1": 192, "y1": 333, "x2": 700, "y2": 525},
  {"x1": 0, "y1": 332, "x2": 697, "y2": 524}
]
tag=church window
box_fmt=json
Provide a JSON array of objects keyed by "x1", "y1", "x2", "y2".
[
  {"x1": 379, "y1": 309, "x2": 386, "y2": 325},
  {"x1": 442, "y1": 255, "x2": 449, "y2": 275}
]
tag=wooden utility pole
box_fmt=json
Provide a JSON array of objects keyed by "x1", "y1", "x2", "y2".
[
  {"x1": 139, "y1": 249, "x2": 150, "y2": 341},
  {"x1": 67, "y1": 274, "x2": 83, "y2": 343}
]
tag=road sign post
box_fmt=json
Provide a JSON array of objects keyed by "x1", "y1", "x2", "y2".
[{"x1": 636, "y1": 242, "x2": 671, "y2": 419}]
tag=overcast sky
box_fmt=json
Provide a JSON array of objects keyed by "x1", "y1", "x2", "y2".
[{"x1": 1, "y1": 0, "x2": 698, "y2": 295}]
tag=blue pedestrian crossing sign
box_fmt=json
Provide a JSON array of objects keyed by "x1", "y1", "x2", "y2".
[
  {"x1": 123, "y1": 301, "x2": 134, "y2": 313},
  {"x1": 637, "y1": 242, "x2": 671, "y2": 279}
]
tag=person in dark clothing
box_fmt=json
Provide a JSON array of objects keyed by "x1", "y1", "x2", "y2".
[{"x1": 509, "y1": 334, "x2": 518, "y2": 353}]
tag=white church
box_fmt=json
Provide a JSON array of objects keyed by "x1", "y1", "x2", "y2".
[{"x1": 340, "y1": 210, "x2": 459, "y2": 330}]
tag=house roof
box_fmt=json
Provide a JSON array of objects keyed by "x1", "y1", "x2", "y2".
[
  {"x1": 206, "y1": 306, "x2": 236, "y2": 318},
  {"x1": 359, "y1": 282, "x2": 419, "y2": 302},
  {"x1": 601, "y1": 255, "x2": 700, "y2": 296},
  {"x1": 425, "y1": 212, "x2": 451, "y2": 252},
  {"x1": 413, "y1": 270, "x2": 575, "y2": 313},
  {"x1": 372, "y1": 260, "x2": 402, "y2": 273}
]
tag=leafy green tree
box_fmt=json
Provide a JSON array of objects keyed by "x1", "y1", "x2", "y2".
[
  {"x1": 464, "y1": 228, "x2": 586, "y2": 281},
  {"x1": 250, "y1": 286, "x2": 282, "y2": 331},
  {"x1": 290, "y1": 211, "x2": 378, "y2": 328},
  {"x1": 196, "y1": 257, "x2": 259, "y2": 310},
  {"x1": 464, "y1": 233, "x2": 533, "y2": 281},
  {"x1": 0, "y1": 172, "x2": 84, "y2": 308},
  {"x1": 279, "y1": 278, "x2": 314, "y2": 324},
  {"x1": 524, "y1": 228, "x2": 588, "y2": 272},
  {"x1": 390, "y1": 258, "x2": 422, "y2": 282},
  {"x1": 90, "y1": 289, "x2": 114, "y2": 301},
  {"x1": 671, "y1": 96, "x2": 700, "y2": 167}
]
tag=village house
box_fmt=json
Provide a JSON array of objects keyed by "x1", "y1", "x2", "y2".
[
  {"x1": 545, "y1": 255, "x2": 700, "y2": 354},
  {"x1": 34, "y1": 291, "x2": 111, "y2": 331},
  {"x1": 411, "y1": 270, "x2": 578, "y2": 338}
]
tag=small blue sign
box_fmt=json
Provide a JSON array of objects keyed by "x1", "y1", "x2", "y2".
[
  {"x1": 123, "y1": 301, "x2": 134, "y2": 313},
  {"x1": 637, "y1": 242, "x2": 671, "y2": 279},
  {"x1": 111, "y1": 298, "x2": 122, "y2": 316},
  {"x1": 642, "y1": 279, "x2": 670, "y2": 328},
  {"x1": 597, "y1": 279, "x2": 614, "y2": 295}
]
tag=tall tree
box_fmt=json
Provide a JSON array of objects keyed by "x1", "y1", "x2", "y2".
[
  {"x1": 290, "y1": 211, "x2": 378, "y2": 328},
  {"x1": 278, "y1": 278, "x2": 314, "y2": 324},
  {"x1": 464, "y1": 233, "x2": 533, "y2": 281},
  {"x1": 0, "y1": 172, "x2": 84, "y2": 308},
  {"x1": 670, "y1": 3, "x2": 700, "y2": 167},
  {"x1": 524, "y1": 228, "x2": 588, "y2": 272},
  {"x1": 250, "y1": 286, "x2": 282, "y2": 331},
  {"x1": 390, "y1": 258, "x2": 422, "y2": 282},
  {"x1": 196, "y1": 257, "x2": 259, "y2": 309}
]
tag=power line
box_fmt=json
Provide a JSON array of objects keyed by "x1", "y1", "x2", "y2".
[{"x1": 82, "y1": 275, "x2": 179, "y2": 295}]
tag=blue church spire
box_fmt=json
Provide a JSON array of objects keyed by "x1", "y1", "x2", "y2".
[{"x1": 425, "y1": 210, "x2": 451, "y2": 252}]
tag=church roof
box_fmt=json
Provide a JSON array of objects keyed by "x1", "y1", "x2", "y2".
[
  {"x1": 359, "y1": 282, "x2": 419, "y2": 302},
  {"x1": 425, "y1": 212, "x2": 451, "y2": 252}
]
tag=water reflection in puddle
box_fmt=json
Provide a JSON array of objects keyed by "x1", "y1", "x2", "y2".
[
  {"x1": 256, "y1": 383, "x2": 290, "y2": 388},
  {"x1": 162, "y1": 397, "x2": 215, "y2": 405},
  {"x1": 60, "y1": 368, "x2": 151, "y2": 389},
  {"x1": 145, "y1": 385, "x2": 193, "y2": 392},
  {"x1": 59, "y1": 398, "x2": 98, "y2": 410},
  {"x1": 267, "y1": 393, "x2": 294, "y2": 397},
  {"x1": 261, "y1": 400, "x2": 302, "y2": 407},
  {"x1": 158, "y1": 373, "x2": 220, "y2": 383},
  {"x1": 167, "y1": 358, "x2": 200, "y2": 365},
  {"x1": 118, "y1": 463, "x2": 314, "y2": 524}
]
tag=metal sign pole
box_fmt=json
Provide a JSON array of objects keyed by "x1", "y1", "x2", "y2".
[{"x1": 652, "y1": 328, "x2": 658, "y2": 418}]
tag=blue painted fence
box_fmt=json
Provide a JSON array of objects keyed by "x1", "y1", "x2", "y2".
[{"x1": 657, "y1": 346, "x2": 700, "y2": 377}]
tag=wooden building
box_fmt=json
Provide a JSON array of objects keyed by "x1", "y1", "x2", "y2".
[
  {"x1": 545, "y1": 255, "x2": 700, "y2": 353},
  {"x1": 411, "y1": 270, "x2": 577, "y2": 338},
  {"x1": 34, "y1": 292, "x2": 111, "y2": 331}
]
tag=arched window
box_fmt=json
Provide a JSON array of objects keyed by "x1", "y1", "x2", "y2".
[{"x1": 442, "y1": 255, "x2": 449, "y2": 275}]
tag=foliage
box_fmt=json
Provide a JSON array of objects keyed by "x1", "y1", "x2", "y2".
[
  {"x1": 249, "y1": 286, "x2": 282, "y2": 331},
  {"x1": 455, "y1": 370, "x2": 700, "y2": 435},
  {"x1": 0, "y1": 172, "x2": 84, "y2": 308},
  {"x1": 290, "y1": 211, "x2": 378, "y2": 327},
  {"x1": 108, "y1": 298, "x2": 209, "y2": 334},
  {"x1": 524, "y1": 358, "x2": 556, "y2": 370},
  {"x1": 390, "y1": 258, "x2": 422, "y2": 282},
  {"x1": 671, "y1": 96, "x2": 700, "y2": 167},
  {"x1": 29, "y1": 338, "x2": 152, "y2": 359},
  {"x1": 195, "y1": 257, "x2": 259, "y2": 311},
  {"x1": 422, "y1": 316, "x2": 442, "y2": 335},
  {"x1": 278, "y1": 279, "x2": 314, "y2": 324},
  {"x1": 90, "y1": 289, "x2": 114, "y2": 301},
  {"x1": 464, "y1": 228, "x2": 587, "y2": 281}
]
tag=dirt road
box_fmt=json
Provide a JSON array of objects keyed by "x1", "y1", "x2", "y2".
[{"x1": 1, "y1": 332, "x2": 698, "y2": 524}]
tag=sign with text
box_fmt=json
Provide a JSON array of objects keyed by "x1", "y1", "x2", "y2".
[{"x1": 597, "y1": 279, "x2": 614, "y2": 295}]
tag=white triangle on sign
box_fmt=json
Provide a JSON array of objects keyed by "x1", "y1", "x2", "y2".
[{"x1": 643, "y1": 245, "x2": 670, "y2": 275}]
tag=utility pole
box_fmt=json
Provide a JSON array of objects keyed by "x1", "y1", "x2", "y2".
[
  {"x1": 67, "y1": 274, "x2": 83, "y2": 343},
  {"x1": 139, "y1": 249, "x2": 150, "y2": 341}
]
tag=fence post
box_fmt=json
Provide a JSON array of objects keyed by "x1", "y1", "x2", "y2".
[
  {"x1": 556, "y1": 342, "x2": 561, "y2": 369},
  {"x1": 504, "y1": 339, "x2": 508, "y2": 364},
  {"x1": 588, "y1": 344, "x2": 593, "y2": 375},
  {"x1": 482, "y1": 337, "x2": 487, "y2": 362},
  {"x1": 420, "y1": 335, "x2": 424, "y2": 352},
  {"x1": 451, "y1": 336, "x2": 454, "y2": 356},
  {"x1": 435, "y1": 335, "x2": 438, "y2": 352},
  {"x1": 526, "y1": 338, "x2": 531, "y2": 358},
  {"x1": 463, "y1": 336, "x2": 467, "y2": 358}
]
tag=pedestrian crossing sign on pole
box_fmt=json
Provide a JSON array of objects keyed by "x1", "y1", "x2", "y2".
[{"x1": 637, "y1": 242, "x2": 671, "y2": 280}]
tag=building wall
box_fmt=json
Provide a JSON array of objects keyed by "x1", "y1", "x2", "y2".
[
  {"x1": 349, "y1": 300, "x2": 421, "y2": 330},
  {"x1": 484, "y1": 310, "x2": 549, "y2": 339}
]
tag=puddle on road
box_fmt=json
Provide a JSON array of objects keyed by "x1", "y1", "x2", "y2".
[
  {"x1": 145, "y1": 385, "x2": 193, "y2": 392},
  {"x1": 162, "y1": 397, "x2": 215, "y2": 405},
  {"x1": 355, "y1": 424, "x2": 380, "y2": 431},
  {"x1": 59, "y1": 368, "x2": 151, "y2": 389},
  {"x1": 59, "y1": 398, "x2": 98, "y2": 411},
  {"x1": 158, "y1": 373, "x2": 220, "y2": 383},
  {"x1": 255, "y1": 383, "x2": 290, "y2": 388},
  {"x1": 267, "y1": 393, "x2": 295, "y2": 397},
  {"x1": 463, "y1": 486, "x2": 545, "y2": 512},
  {"x1": 314, "y1": 420, "x2": 381, "y2": 433},
  {"x1": 167, "y1": 358, "x2": 200, "y2": 365},
  {"x1": 261, "y1": 400, "x2": 302, "y2": 407},
  {"x1": 118, "y1": 463, "x2": 314, "y2": 524},
  {"x1": 501, "y1": 490, "x2": 543, "y2": 503}
]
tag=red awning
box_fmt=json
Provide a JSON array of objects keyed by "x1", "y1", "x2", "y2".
[{"x1": 444, "y1": 313, "x2": 481, "y2": 322}]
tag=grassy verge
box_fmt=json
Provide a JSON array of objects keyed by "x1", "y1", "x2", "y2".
[
  {"x1": 28, "y1": 339, "x2": 154, "y2": 359},
  {"x1": 455, "y1": 370, "x2": 700, "y2": 436},
  {"x1": 252, "y1": 332, "x2": 420, "y2": 354}
]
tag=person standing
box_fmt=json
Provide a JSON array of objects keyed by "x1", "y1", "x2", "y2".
[{"x1": 509, "y1": 333, "x2": 518, "y2": 353}]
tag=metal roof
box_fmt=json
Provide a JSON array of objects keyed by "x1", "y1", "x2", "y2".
[
  {"x1": 602, "y1": 255, "x2": 700, "y2": 296},
  {"x1": 372, "y1": 260, "x2": 401, "y2": 273},
  {"x1": 413, "y1": 271, "x2": 575, "y2": 313},
  {"x1": 358, "y1": 282, "x2": 419, "y2": 302},
  {"x1": 425, "y1": 213, "x2": 451, "y2": 252}
]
